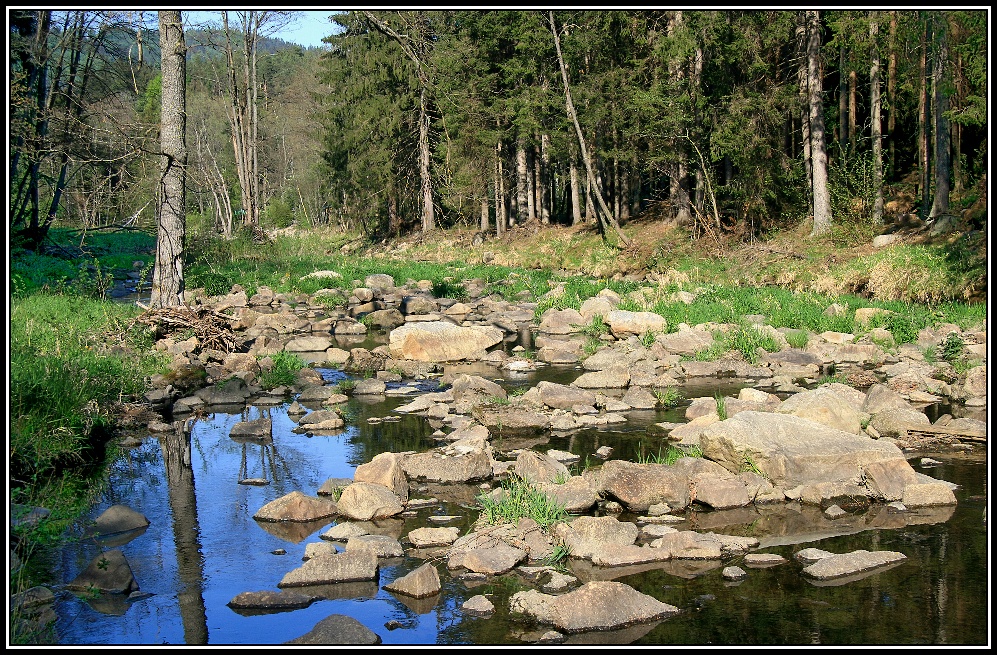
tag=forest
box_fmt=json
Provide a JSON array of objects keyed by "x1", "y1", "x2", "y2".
[{"x1": 9, "y1": 9, "x2": 988, "y2": 256}]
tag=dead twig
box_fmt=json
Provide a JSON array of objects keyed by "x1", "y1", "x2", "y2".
[{"x1": 131, "y1": 306, "x2": 240, "y2": 353}]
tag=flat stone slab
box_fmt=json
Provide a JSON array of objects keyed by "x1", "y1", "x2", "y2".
[
  {"x1": 278, "y1": 551, "x2": 379, "y2": 588},
  {"x1": 801, "y1": 549, "x2": 907, "y2": 581},
  {"x1": 509, "y1": 580, "x2": 680, "y2": 633},
  {"x1": 227, "y1": 590, "x2": 318, "y2": 612}
]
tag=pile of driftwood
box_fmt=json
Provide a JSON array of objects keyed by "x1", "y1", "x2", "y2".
[{"x1": 132, "y1": 306, "x2": 241, "y2": 354}]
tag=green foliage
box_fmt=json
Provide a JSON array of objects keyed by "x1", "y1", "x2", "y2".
[
  {"x1": 187, "y1": 270, "x2": 233, "y2": 297},
  {"x1": 432, "y1": 278, "x2": 469, "y2": 301},
  {"x1": 715, "y1": 392, "x2": 728, "y2": 421},
  {"x1": 940, "y1": 332, "x2": 965, "y2": 362},
  {"x1": 785, "y1": 329, "x2": 809, "y2": 349},
  {"x1": 257, "y1": 351, "x2": 306, "y2": 390},
  {"x1": 477, "y1": 476, "x2": 568, "y2": 530},
  {"x1": 542, "y1": 542, "x2": 572, "y2": 570},
  {"x1": 640, "y1": 330, "x2": 658, "y2": 348},
  {"x1": 653, "y1": 387, "x2": 685, "y2": 408}
]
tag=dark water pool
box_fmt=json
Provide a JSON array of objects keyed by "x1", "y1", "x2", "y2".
[{"x1": 52, "y1": 371, "x2": 989, "y2": 646}]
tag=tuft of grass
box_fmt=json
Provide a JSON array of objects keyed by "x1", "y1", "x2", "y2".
[
  {"x1": 477, "y1": 476, "x2": 568, "y2": 530},
  {"x1": 785, "y1": 329, "x2": 809, "y2": 349},
  {"x1": 257, "y1": 351, "x2": 306, "y2": 390},
  {"x1": 715, "y1": 392, "x2": 728, "y2": 421},
  {"x1": 940, "y1": 332, "x2": 965, "y2": 362},
  {"x1": 653, "y1": 387, "x2": 684, "y2": 408}
]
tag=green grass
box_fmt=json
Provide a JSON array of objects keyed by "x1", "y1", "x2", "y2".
[
  {"x1": 715, "y1": 392, "x2": 728, "y2": 421},
  {"x1": 653, "y1": 387, "x2": 685, "y2": 408},
  {"x1": 785, "y1": 329, "x2": 809, "y2": 349},
  {"x1": 257, "y1": 351, "x2": 306, "y2": 390},
  {"x1": 477, "y1": 476, "x2": 568, "y2": 530}
]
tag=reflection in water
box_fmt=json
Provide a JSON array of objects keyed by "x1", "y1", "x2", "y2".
[{"x1": 159, "y1": 423, "x2": 208, "y2": 645}]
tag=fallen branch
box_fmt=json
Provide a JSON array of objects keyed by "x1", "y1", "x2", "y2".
[{"x1": 131, "y1": 306, "x2": 241, "y2": 353}]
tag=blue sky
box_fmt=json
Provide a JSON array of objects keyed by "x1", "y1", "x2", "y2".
[{"x1": 184, "y1": 10, "x2": 343, "y2": 48}]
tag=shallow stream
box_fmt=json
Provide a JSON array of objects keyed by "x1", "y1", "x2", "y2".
[{"x1": 52, "y1": 361, "x2": 989, "y2": 646}]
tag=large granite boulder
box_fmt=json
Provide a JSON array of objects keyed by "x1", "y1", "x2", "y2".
[
  {"x1": 699, "y1": 411, "x2": 914, "y2": 490},
  {"x1": 509, "y1": 581, "x2": 680, "y2": 633},
  {"x1": 389, "y1": 322, "x2": 503, "y2": 361}
]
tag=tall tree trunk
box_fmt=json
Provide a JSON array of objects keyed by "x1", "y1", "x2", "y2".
[
  {"x1": 549, "y1": 11, "x2": 629, "y2": 246},
  {"x1": 887, "y1": 10, "x2": 898, "y2": 179},
  {"x1": 515, "y1": 136, "x2": 529, "y2": 225},
  {"x1": 838, "y1": 43, "x2": 848, "y2": 155},
  {"x1": 151, "y1": 10, "x2": 187, "y2": 308},
  {"x1": 540, "y1": 133, "x2": 551, "y2": 224},
  {"x1": 807, "y1": 10, "x2": 832, "y2": 236},
  {"x1": 929, "y1": 15, "x2": 951, "y2": 218},
  {"x1": 495, "y1": 138, "x2": 506, "y2": 235},
  {"x1": 918, "y1": 16, "x2": 931, "y2": 215},
  {"x1": 870, "y1": 13, "x2": 884, "y2": 224},
  {"x1": 418, "y1": 87, "x2": 435, "y2": 230},
  {"x1": 848, "y1": 69, "x2": 857, "y2": 159},
  {"x1": 797, "y1": 22, "x2": 813, "y2": 197},
  {"x1": 480, "y1": 196, "x2": 489, "y2": 233},
  {"x1": 569, "y1": 145, "x2": 582, "y2": 225},
  {"x1": 526, "y1": 142, "x2": 537, "y2": 221}
]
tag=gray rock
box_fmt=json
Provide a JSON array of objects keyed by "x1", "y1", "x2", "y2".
[
  {"x1": 278, "y1": 550, "x2": 379, "y2": 587},
  {"x1": 722, "y1": 566, "x2": 747, "y2": 581},
  {"x1": 227, "y1": 590, "x2": 317, "y2": 611},
  {"x1": 509, "y1": 581, "x2": 679, "y2": 633},
  {"x1": 336, "y1": 482, "x2": 404, "y2": 521},
  {"x1": 346, "y1": 534, "x2": 404, "y2": 558},
  {"x1": 699, "y1": 411, "x2": 908, "y2": 489},
  {"x1": 253, "y1": 490, "x2": 338, "y2": 523},
  {"x1": 92, "y1": 504, "x2": 150, "y2": 537},
  {"x1": 66, "y1": 549, "x2": 138, "y2": 594},
  {"x1": 384, "y1": 562, "x2": 441, "y2": 598},
  {"x1": 462, "y1": 594, "x2": 495, "y2": 616},
  {"x1": 801, "y1": 549, "x2": 906, "y2": 581},
  {"x1": 285, "y1": 614, "x2": 381, "y2": 644}
]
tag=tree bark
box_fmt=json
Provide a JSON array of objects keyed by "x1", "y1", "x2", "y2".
[
  {"x1": 918, "y1": 16, "x2": 931, "y2": 214},
  {"x1": 797, "y1": 21, "x2": 812, "y2": 197},
  {"x1": 870, "y1": 13, "x2": 884, "y2": 224},
  {"x1": 418, "y1": 87, "x2": 435, "y2": 230},
  {"x1": 515, "y1": 135, "x2": 529, "y2": 225},
  {"x1": 151, "y1": 10, "x2": 187, "y2": 308},
  {"x1": 549, "y1": 11, "x2": 630, "y2": 246},
  {"x1": 929, "y1": 15, "x2": 951, "y2": 218},
  {"x1": 807, "y1": 10, "x2": 832, "y2": 237},
  {"x1": 887, "y1": 10, "x2": 897, "y2": 179},
  {"x1": 838, "y1": 43, "x2": 848, "y2": 154}
]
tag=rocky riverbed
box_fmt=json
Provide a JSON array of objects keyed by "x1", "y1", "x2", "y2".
[{"x1": 16, "y1": 272, "x2": 987, "y2": 643}]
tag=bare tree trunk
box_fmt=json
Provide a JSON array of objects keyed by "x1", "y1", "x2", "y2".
[
  {"x1": 549, "y1": 12, "x2": 630, "y2": 246},
  {"x1": 918, "y1": 16, "x2": 931, "y2": 214},
  {"x1": 870, "y1": 13, "x2": 884, "y2": 224},
  {"x1": 516, "y1": 135, "x2": 529, "y2": 225},
  {"x1": 569, "y1": 146, "x2": 582, "y2": 225},
  {"x1": 540, "y1": 133, "x2": 551, "y2": 224},
  {"x1": 887, "y1": 10, "x2": 897, "y2": 179},
  {"x1": 807, "y1": 10, "x2": 832, "y2": 237},
  {"x1": 495, "y1": 139, "x2": 506, "y2": 235},
  {"x1": 929, "y1": 15, "x2": 951, "y2": 218},
  {"x1": 480, "y1": 196, "x2": 489, "y2": 233},
  {"x1": 838, "y1": 43, "x2": 848, "y2": 155},
  {"x1": 797, "y1": 21, "x2": 813, "y2": 198},
  {"x1": 848, "y1": 69, "x2": 857, "y2": 159},
  {"x1": 418, "y1": 87, "x2": 435, "y2": 230},
  {"x1": 151, "y1": 10, "x2": 187, "y2": 308}
]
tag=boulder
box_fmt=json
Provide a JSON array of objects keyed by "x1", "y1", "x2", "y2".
[
  {"x1": 605, "y1": 310, "x2": 667, "y2": 338},
  {"x1": 336, "y1": 482, "x2": 404, "y2": 521},
  {"x1": 253, "y1": 491, "x2": 338, "y2": 523},
  {"x1": 384, "y1": 562, "x2": 441, "y2": 599},
  {"x1": 699, "y1": 411, "x2": 908, "y2": 489},
  {"x1": 285, "y1": 614, "x2": 381, "y2": 645},
  {"x1": 509, "y1": 581, "x2": 679, "y2": 633},
  {"x1": 389, "y1": 322, "x2": 503, "y2": 361}
]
